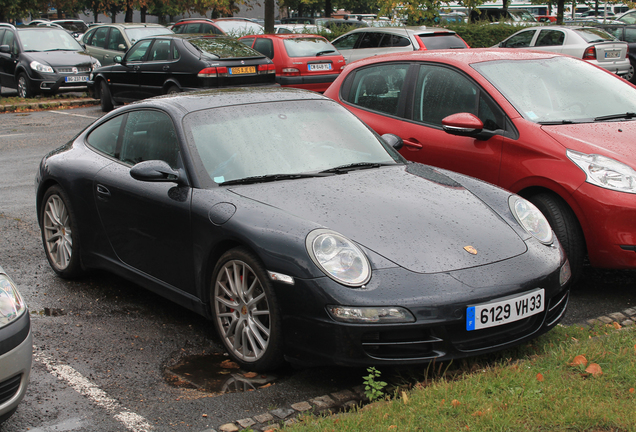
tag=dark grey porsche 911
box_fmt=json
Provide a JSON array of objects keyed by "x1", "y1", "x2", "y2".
[{"x1": 35, "y1": 87, "x2": 571, "y2": 371}]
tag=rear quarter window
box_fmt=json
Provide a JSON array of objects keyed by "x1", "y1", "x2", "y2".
[{"x1": 417, "y1": 33, "x2": 467, "y2": 49}]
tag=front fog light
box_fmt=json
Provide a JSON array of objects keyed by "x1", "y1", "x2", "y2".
[
  {"x1": 327, "y1": 306, "x2": 415, "y2": 324},
  {"x1": 560, "y1": 260, "x2": 571, "y2": 286}
]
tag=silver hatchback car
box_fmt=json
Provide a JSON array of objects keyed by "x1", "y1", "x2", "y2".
[
  {"x1": 497, "y1": 26, "x2": 631, "y2": 79},
  {"x1": 0, "y1": 265, "x2": 31, "y2": 424},
  {"x1": 331, "y1": 26, "x2": 469, "y2": 63}
]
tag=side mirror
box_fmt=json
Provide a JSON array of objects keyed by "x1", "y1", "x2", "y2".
[
  {"x1": 442, "y1": 113, "x2": 495, "y2": 141},
  {"x1": 381, "y1": 133, "x2": 404, "y2": 151},
  {"x1": 118, "y1": 43, "x2": 126, "y2": 51},
  {"x1": 0, "y1": 45, "x2": 10, "y2": 54},
  {"x1": 130, "y1": 160, "x2": 182, "y2": 183},
  {"x1": 113, "y1": 55, "x2": 123, "y2": 64}
]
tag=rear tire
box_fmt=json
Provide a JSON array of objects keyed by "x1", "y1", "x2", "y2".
[
  {"x1": 528, "y1": 192, "x2": 585, "y2": 281},
  {"x1": 40, "y1": 186, "x2": 83, "y2": 279},
  {"x1": 166, "y1": 85, "x2": 181, "y2": 95},
  {"x1": 100, "y1": 80, "x2": 114, "y2": 112}
]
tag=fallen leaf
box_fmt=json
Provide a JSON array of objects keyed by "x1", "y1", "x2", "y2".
[
  {"x1": 472, "y1": 411, "x2": 483, "y2": 417},
  {"x1": 258, "y1": 383, "x2": 273, "y2": 389},
  {"x1": 612, "y1": 322, "x2": 622, "y2": 329},
  {"x1": 585, "y1": 363, "x2": 603, "y2": 376},
  {"x1": 569, "y1": 355, "x2": 588, "y2": 367},
  {"x1": 220, "y1": 360, "x2": 240, "y2": 369},
  {"x1": 388, "y1": 426, "x2": 397, "y2": 430},
  {"x1": 451, "y1": 399, "x2": 461, "y2": 407},
  {"x1": 536, "y1": 373, "x2": 544, "y2": 382},
  {"x1": 242, "y1": 372, "x2": 258, "y2": 378},
  {"x1": 401, "y1": 391, "x2": 409, "y2": 405},
  {"x1": 629, "y1": 388, "x2": 634, "y2": 394}
]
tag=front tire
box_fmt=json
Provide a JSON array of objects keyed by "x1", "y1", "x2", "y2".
[
  {"x1": 17, "y1": 72, "x2": 34, "y2": 98},
  {"x1": 528, "y1": 192, "x2": 585, "y2": 281},
  {"x1": 211, "y1": 247, "x2": 284, "y2": 372},
  {"x1": 40, "y1": 186, "x2": 83, "y2": 278},
  {"x1": 100, "y1": 80, "x2": 114, "y2": 112}
]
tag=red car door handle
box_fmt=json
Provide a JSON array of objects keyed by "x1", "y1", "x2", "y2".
[{"x1": 403, "y1": 139, "x2": 423, "y2": 150}]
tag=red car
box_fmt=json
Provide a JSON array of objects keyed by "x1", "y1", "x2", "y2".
[
  {"x1": 240, "y1": 34, "x2": 346, "y2": 92},
  {"x1": 324, "y1": 49, "x2": 636, "y2": 278}
]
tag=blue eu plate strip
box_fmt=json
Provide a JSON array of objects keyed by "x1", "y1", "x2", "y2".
[{"x1": 466, "y1": 306, "x2": 476, "y2": 331}]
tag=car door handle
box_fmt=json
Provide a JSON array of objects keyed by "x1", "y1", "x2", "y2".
[
  {"x1": 134, "y1": 65, "x2": 140, "y2": 71},
  {"x1": 163, "y1": 66, "x2": 169, "y2": 71},
  {"x1": 96, "y1": 184, "x2": 111, "y2": 200},
  {"x1": 403, "y1": 139, "x2": 423, "y2": 150}
]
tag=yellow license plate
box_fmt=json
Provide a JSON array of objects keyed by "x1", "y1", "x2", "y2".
[{"x1": 230, "y1": 66, "x2": 256, "y2": 75}]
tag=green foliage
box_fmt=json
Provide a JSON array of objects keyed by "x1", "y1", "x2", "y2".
[
  {"x1": 443, "y1": 22, "x2": 522, "y2": 48},
  {"x1": 363, "y1": 366, "x2": 387, "y2": 401}
]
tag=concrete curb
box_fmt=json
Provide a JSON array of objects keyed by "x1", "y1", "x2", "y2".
[{"x1": 0, "y1": 98, "x2": 99, "y2": 113}]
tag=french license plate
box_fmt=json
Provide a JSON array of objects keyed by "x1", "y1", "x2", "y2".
[
  {"x1": 65, "y1": 75, "x2": 88, "y2": 83},
  {"x1": 605, "y1": 51, "x2": 620, "y2": 59},
  {"x1": 466, "y1": 289, "x2": 545, "y2": 331},
  {"x1": 230, "y1": 66, "x2": 256, "y2": 75},
  {"x1": 308, "y1": 63, "x2": 332, "y2": 71}
]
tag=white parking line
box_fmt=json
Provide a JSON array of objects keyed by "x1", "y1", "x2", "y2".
[
  {"x1": 34, "y1": 352, "x2": 154, "y2": 432},
  {"x1": 50, "y1": 111, "x2": 100, "y2": 120}
]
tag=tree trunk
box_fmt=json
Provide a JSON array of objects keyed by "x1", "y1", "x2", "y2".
[
  {"x1": 556, "y1": 0, "x2": 565, "y2": 24},
  {"x1": 325, "y1": 0, "x2": 332, "y2": 17},
  {"x1": 264, "y1": 0, "x2": 274, "y2": 33},
  {"x1": 141, "y1": 6, "x2": 147, "y2": 22},
  {"x1": 125, "y1": 5, "x2": 133, "y2": 22}
]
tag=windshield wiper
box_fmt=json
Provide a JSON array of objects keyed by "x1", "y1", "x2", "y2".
[
  {"x1": 44, "y1": 48, "x2": 75, "y2": 51},
  {"x1": 219, "y1": 172, "x2": 334, "y2": 186},
  {"x1": 316, "y1": 50, "x2": 336, "y2": 56},
  {"x1": 319, "y1": 162, "x2": 395, "y2": 174},
  {"x1": 594, "y1": 112, "x2": 636, "y2": 121},
  {"x1": 538, "y1": 120, "x2": 579, "y2": 125}
]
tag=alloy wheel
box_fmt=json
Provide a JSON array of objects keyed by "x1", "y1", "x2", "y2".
[
  {"x1": 43, "y1": 194, "x2": 73, "y2": 271},
  {"x1": 214, "y1": 259, "x2": 271, "y2": 363}
]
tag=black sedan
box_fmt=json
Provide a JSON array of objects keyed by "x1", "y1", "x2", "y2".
[
  {"x1": 88, "y1": 34, "x2": 276, "y2": 112},
  {"x1": 35, "y1": 88, "x2": 571, "y2": 371}
]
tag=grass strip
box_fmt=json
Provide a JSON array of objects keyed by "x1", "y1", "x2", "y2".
[{"x1": 283, "y1": 324, "x2": 636, "y2": 431}]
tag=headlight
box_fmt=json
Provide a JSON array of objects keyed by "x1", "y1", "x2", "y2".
[
  {"x1": 306, "y1": 229, "x2": 371, "y2": 287},
  {"x1": 509, "y1": 196, "x2": 553, "y2": 245},
  {"x1": 0, "y1": 273, "x2": 27, "y2": 328},
  {"x1": 567, "y1": 149, "x2": 636, "y2": 194},
  {"x1": 30, "y1": 61, "x2": 54, "y2": 73}
]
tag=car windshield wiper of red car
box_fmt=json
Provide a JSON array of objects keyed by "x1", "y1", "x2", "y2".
[
  {"x1": 594, "y1": 112, "x2": 636, "y2": 122},
  {"x1": 219, "y1": 172, "x2": 335, "y2": 186},
  {"x1": 315, "y1": 50, "x2": 336, "y2": 56}
]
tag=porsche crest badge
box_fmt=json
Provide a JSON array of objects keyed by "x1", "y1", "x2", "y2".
[{"x1": 464, "y1": 246, "x2": 477, "y2": 255}]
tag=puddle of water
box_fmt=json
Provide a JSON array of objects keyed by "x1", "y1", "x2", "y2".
[{"x1": 165, "y1": 353, "x2": 279, "y2": 395}]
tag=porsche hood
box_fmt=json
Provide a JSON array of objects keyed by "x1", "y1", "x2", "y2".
[{"x1": 230, "y1": 164, "x2": 529, "y2": 274}]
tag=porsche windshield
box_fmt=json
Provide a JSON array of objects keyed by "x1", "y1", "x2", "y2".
[
  {"x1": 472, "y1": 56, "x2": 636, "y2": 124},
  {"x1": 183, "y1": 99, "x2": 403, "y2": 185}
]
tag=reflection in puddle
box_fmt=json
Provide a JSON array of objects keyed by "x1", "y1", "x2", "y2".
[{"x1": 165, "y1": 353, "x2": 279, "y2": 395}]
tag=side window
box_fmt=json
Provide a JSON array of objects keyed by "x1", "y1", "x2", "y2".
[
  {"x1": 625, "y1": 28, "x2": 636, "y2": 43},
  {"x1": 414, "y1": 65, "x2": 479, "y2": 126},
  {"x1": 184, "y1": 23, "x2": 201, "y2": 33},
  {"x1": 91, "y1": 27, "x2": 109, "y2": 48},
  {"x1": 344, "y1": 63, "x2": 409, "y2": 115},
  {"x1": 535, "y1": 30, "x2": 564, "y2": 46},
  {"x1": 253, "y1": 38, "x2": 274, "y2": 59},
  {"x1": 149, "y1": 39, "x2": 171, "y2": 61},
  {"x1": 203, "y1": 23, "x2": 223, "y2": 35},
  {"x1": 390, "y1": 34, "x2": 411, "y2": 47},
  {"x1": 619, "y1": 12, "x2": 636, "y2": 24},
  {"x1": 108, "y1": 28, "x2": 126, "y2": 51},
  {"x1": 2, "y1": 30, "x2": 17, "y2": 54},
  {"x1": 120, "y1": 111, "x2": 180, "y2": 168},
  {"x1": 82, "y1": 28, "x2": 94, "y2": 45},
  {"x1": 358, "y1": 32, "x2": 384, "y2": 49},
  {"x1": 332, "y1": 33, "x2": 360, "y2": 50},
  {"x1": 86, "y1": 114, "x2": 124, "y2": 157},
  {"x1": 125, "y1": 39, "x2": 152, "y2": 62},
  {"x1": 240, "y1": 37, "x2": 255, "y2": 47},
  {"x1": 501, "y1": 30, "x2": 535, "y2": 47}
]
